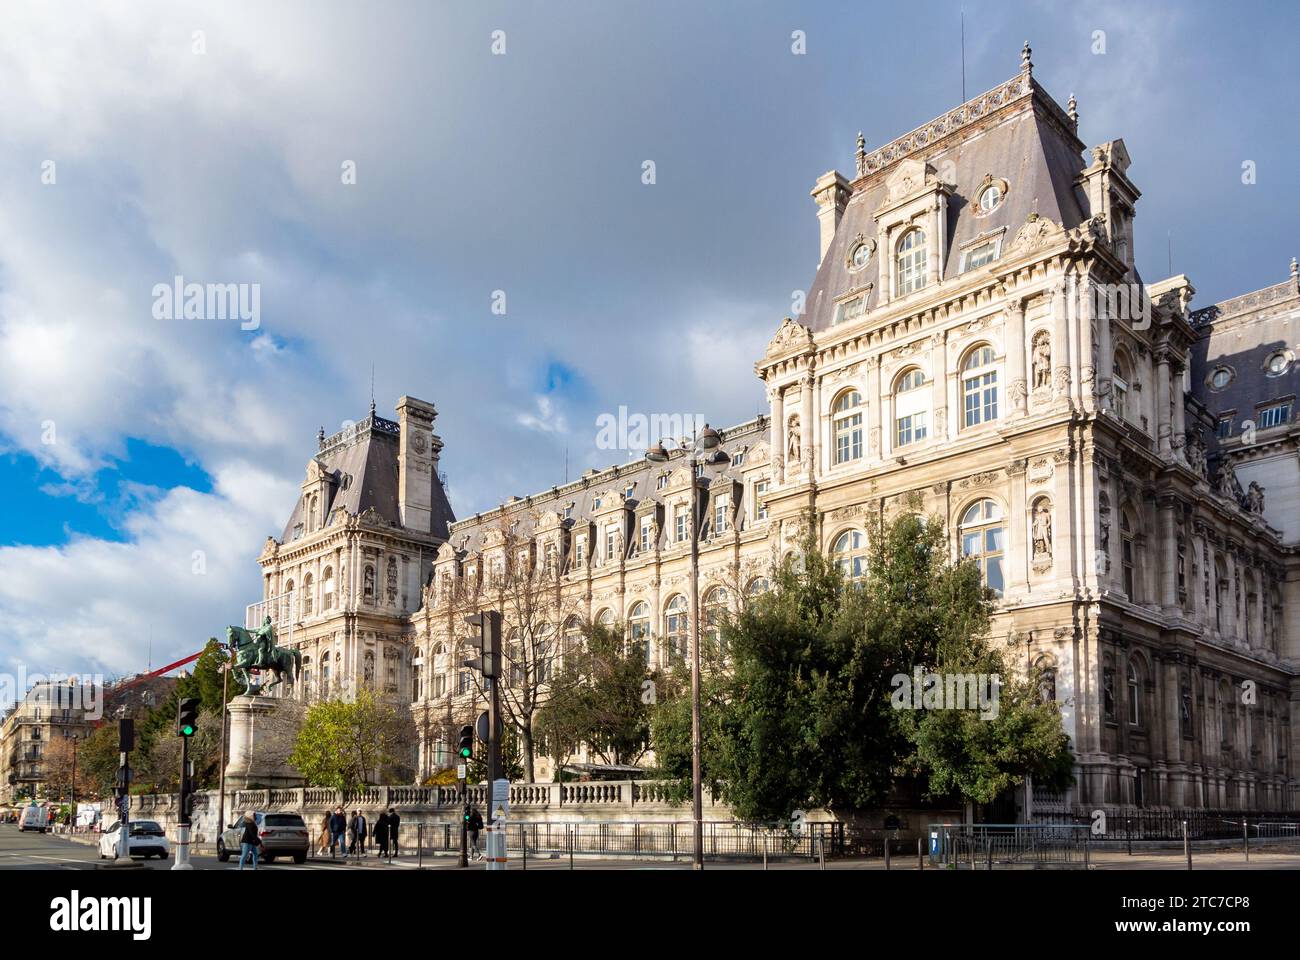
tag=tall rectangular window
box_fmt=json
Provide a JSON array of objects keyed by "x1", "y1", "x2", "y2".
[
  {"x1": 606, "y1": 525, "x2": 618, "y2": 561},
  {"x1": 963, "y1": 371, "x2": 998, "y2": 427},
  {"x1": 1216, "y1": 416, "x2": 1233, "y2": 439},
  {"x1": 675, "y1": 505, "x2": 689, "y2": 543},
  {"x1": 640, "y1": 515, "x2": 653, "y2": 552},
  {"x1": 754, "y1": 479, "x2": 769, "y2": 521},
  {"x1": 713, "y1": 494, "x2": 730, "y2": 534}
]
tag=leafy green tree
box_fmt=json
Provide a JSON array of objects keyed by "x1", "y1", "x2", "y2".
[
  {"x1": 289, "y1": 688, "x2": 407, "y2": 791},
  {"x1": 537, "y1": 620, "x2": 653, "y2": 774},
  {"x1": 651, "y1": 508, "x2": 1073, "y2": 820},
  {"x1": 466, "y1": 724, "x2": 525, "y2": 783}
]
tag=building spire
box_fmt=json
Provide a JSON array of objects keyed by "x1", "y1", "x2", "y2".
[
  {"x1": 1067, "y1": 93, "x2": 1078, "y2": 125},
  {"x1": 855, "y1": 131, "x2": 866, "y2": 177},
  {"x1": 369, "y1": 363, "x2": 376, "y2": 416},
  {"x1": 1021, "y1": 40, "x2": 1033, "y2": 76},
  {"x1": 318, "y1": 426, "x2": 326, "y2": 449}
]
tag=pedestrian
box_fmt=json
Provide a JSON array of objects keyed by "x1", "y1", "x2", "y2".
[
  {"x1": 238, "y1": 811, "x2": 260, "y2": 871},
  {"x1": 374, "y1": 809, "x2": 390, "y2": 858},
  {"x1": 355, "y1": 809, "x2": 368, "y2": 855},
  {"x1": 329, "y1": 805, "x2": 348, "y2": 858},
  {"x1": 347, "y1": 810, "x2": 358, "y2": 855},
  {"x1": 467, "y1": 806, "x2": 484, "y2": 861},
  {"x1": 316, "y1": 811, "x2": 330, "y2": 857},
  {"x1": 387, "y1": 807, "x2": 401, "y2": 857}
]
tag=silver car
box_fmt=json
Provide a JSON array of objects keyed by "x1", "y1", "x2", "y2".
[{"x1": 217, "y1": 812, "x2": 309, "y2": 864}]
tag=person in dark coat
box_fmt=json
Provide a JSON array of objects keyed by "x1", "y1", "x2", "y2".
[
  {"x1": 351, "y1": 810, "x2": 368, "y2": 855},
  {"x1": 238, "y1": 811, "x2": 261, "y2": 871},
  {"x1": 373, "y1": 810, "x2": 391, "y2": 857},
  {"x1": 328, "y1": 806, "x2": 348, "y2": 858},
  {"x1": 387, "y1": 807, "x2": 401, "y2": 857},
  {"x1": 467, "y1": 806, "x2": 484, "y2": 861}
]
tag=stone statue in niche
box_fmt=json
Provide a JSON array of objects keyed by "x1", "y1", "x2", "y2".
[
  {"x1": 1031, "y1": 502, "x2": 1053, "y2": 561},
  {"x1": 1186, "y1": 433, "x2": 1207, "y2": 479},
  {"x1": 386, "y1": 556, "x2": 398, "y2": 602},
  {"x1": 1031, "y1": 331, "x2": 1052, "y2": 389},
  {"x1": 1246, "y1": 481, "x2": 1265, "y2": 514},
  {"x1": 364, "y1": 565, "x2": 376, "y2": 602},
  {"x1": 786, "y1": 415, "x2": 801, "y2": 466}
]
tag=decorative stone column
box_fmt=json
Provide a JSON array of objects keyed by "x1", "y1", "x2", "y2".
[
  {"x1": 1158, "y1": 497, "x2": 1179, "y2": 614},
  {"x1": 1171, "y1": 361, "x2": 1187, "y2": 462},
  {"x1": 1006, "y1": 295, "x2": 1027, "y2": 416},
  {"x1": 865, "y1": 356, "x2": 881, "y2": 463},
  {"x1": 1155, "y1": 350, "x2": 1172, "y2": 458},
  {"x1": 769, "y1": 385, "x2": 785, "y2": 484},
  {"x1": 800, "y1": 372, "x2": 814, "y2": 477},
  {"x1": 1095, "y1": 276, "x2": 1113, "y2": 413},
  {"x1": 1051, "y1": 279, "x2": 1071, "y2": 402},
  {"x1": 931, "y1": 330, "x2": 948, "y2": 440}
]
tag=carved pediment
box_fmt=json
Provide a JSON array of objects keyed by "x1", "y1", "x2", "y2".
[
  {"x1": 883, "y1": 158, "x2": 938, "y2": 204},
  {"x1": 766, "y1": 317, "x2": 814, "y2": 358}
]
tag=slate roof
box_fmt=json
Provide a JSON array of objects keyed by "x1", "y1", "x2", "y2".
[
  {"x1": 448, "y1": 418, "x2": 769, "y2": 555},
  {"x1": 802, "y1": 73, "x2": 1089, "y2": 333},
  {"x1": 280, "y1": 412, "x2": 455, "y2": 542}
]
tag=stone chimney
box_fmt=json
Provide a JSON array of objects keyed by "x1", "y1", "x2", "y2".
[
  {"x1": 396, "y1": 396, "x2": 437, "y2": 532},
  {"x1": 810, "y1": 170, "x2": 851, "y2": 265}
]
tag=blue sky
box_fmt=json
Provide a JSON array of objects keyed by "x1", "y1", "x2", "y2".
[{"x1": 1, "y1": 0, "x2": 1297, "y2": 677}]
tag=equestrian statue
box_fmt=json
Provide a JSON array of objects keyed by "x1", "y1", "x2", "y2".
[{"x1": 226, "y1": 616, "x2": 302, "y2": 696}]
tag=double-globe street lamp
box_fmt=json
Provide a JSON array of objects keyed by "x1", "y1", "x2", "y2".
[{"x1": 646, "y1": 422, "x2": 721, "y2": 871}]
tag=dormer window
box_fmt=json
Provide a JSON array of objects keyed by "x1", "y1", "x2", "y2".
[
  {"x1": 656, "y1": 474, "x2": 669, "y2": 490},
  {"x1": 847, "y1": 238, "x2": 875, "y2": 272},
  {"x1": 563, "y1": 503, "x2": 574, "y2": 520},
  {"x1": 978, "y1": 184, "x2": 1002, "y2": 212},
  {"x1": 624, "y1": 484, "x2": 635, "y2": 499},
  {"x1": 895, "y1": 228, "x2": 928, "y2": 296},
  {"x1": 593, "y1": 497, "x2": 602, "y2": 510},
  {"x1": 1208, "y1": 367, "x2": 1233, "y2": 391},
  {"x1": 961, "y1": 239, "x2": 999, "y2": 272},
  {"x1": 832, "y1": 293, "x2": 868, "y2": 327},
  {"x1": 731, "y1": 450, "x2": 745, "y2": 466},
  {"x1": 1265, "y1": 351, "x2": 1291, "y2": 377}
]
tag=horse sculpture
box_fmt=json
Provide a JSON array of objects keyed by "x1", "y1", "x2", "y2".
[{"x1": 226, "y1": 623, "x2": 302, "y2": 696}]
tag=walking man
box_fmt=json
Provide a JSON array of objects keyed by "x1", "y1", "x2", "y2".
[
  {"x1": 329, "y1": 806, "x2": 347, "y2": 858},
  {"x1": 387, "y1": 807, "x2": 401, "y2": 857},
  {"x1": 467, "y1": 806, "x2": 484, "y2": 861}
]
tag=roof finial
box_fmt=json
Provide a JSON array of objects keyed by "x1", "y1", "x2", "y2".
[
  {"x1": 855, "y1": 131, "x2": 866, "y2": 177},
  {"x1": 318, "y1": 426, "x2": 326, "y2": 449},
  {"x1": 1292, "y1": 256, "x2": 1298, "y2": 282},
  {"x1": 369, "y1": 363, "x2": 376, "y2": 416},
  {"x1": 1067, "y1": 93, "x2": 1078, "y2": 125},
  {"x1": 1021, "y1": 40, "x2": 1033, "y2": 75}
]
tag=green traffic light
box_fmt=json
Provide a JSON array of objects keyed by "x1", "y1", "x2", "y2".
[
  {"x1": 181, "y1": 725, "x2": 195, "y2": 737},
  {"x1": 459, "y1": 747, "x2": 471, "y2": 758}
]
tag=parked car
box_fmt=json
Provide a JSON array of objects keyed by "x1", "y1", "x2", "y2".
[
  {"x1": 217, "y1": 812, "x2": 309, "y2": 864},
  {"x1": 98, "y1": 820, "x2": 170, "y2": 860}
]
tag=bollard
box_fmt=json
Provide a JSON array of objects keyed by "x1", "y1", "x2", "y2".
[
  {"x1": 986, "y1": 839, "x2": 993, "y2": 872},
  {"x1": 1183, "y1": 820, "x2": 1192, "y2": 871},
  {"x1": 917, "y1": 836, "x2": 924, "y2": 871},
  {"x1": 969, "y1": 836, "x2": 976, "y2": 871},
  {"x1": 884, "y1": 838, "x2": 891, "y2": 871},
  {"x1": 763, "y1": 844, "x2": 768, "y2": 871},
  {"x1": 1243, "y1": 819, "x2": 1249, "y2": 863},
  {"x1": 819, "y1": 836, "x2": 826, "y2": 871},
  {"x1": 522, "y1": 823, "x2": 527, "y2": 871},
  {"x1": 1127, "y1": 818, "x2": 1132, "y2": 856},
  {"x1": 569, "y1": 825, "x2": 574, "y2": 871}
]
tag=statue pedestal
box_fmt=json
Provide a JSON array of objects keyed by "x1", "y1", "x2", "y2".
[{"x1": 224, "y1": 695, "x2": 304, "y2": 791}]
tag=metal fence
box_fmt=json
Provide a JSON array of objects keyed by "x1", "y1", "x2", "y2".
[
  {"x1": 927, "y1": 823, "x2": 1091, "y2": 870},
  {"x1": 1036, "y1": 808, "x2": 1300, "y2": 843},
  {"x1": 405, "y1": 820, "x2": 844, "y2": 862}
]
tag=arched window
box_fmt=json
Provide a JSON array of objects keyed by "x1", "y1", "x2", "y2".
[
  {"x1": 1121, "y1": 510, "x2": 1137, "y2": 599},
  {"x1": 322, "y1": 566, "x2": 335, "y2": 611},
  {"x1": 1113, "y1": 351, "x2": 1130, "y2": 421},
  {"x1": 1127, "y1": 660, "x2": 1142, "y2": 727},
  {"x1": 562, "y1": 617, "x2": 583, "y2": 664},
  {"x1": 832, "y1": 530, "x2": 868, "y2": 582},
  {"x1": 284, "y1": 579, "x2": 295, "y2": 617},
  {"x1": 832, "y1": 390, "x2": 864, "y2": 464},
  {"x1": 895, "y1": 228, "x2": 928, "y2": 296},
  {"x1": 595, "y1": 608, "x2": 614, "y2": 628},
  {"x1": 894, "y1": 367, "x2": 929, "y2": 447},
  {"x1": 962, "y1": 345, "x2": 999, "y2": 428},
  {"x1": 535, "y1": 623, "x2": 555, "y2": 683},
  {"x1": 302, "y1": 573, "x2": 314, "y2": 615},
  {"x1": 629, "y1": 602, "x2": 650, "y2": 665},
  {"x1": 664, "y1": 595, "x2": 688, "y2": 662},
  {"x1": 960, "y1": 499, "x2": 1005, "y2": 596},
  {"x1": 703, "y1": 587, "x2": 728, "y2": 650},
  {"x1": 745, "y1": 576, "x2": 770, "y2": 596}
]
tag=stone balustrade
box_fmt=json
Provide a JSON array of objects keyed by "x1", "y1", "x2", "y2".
[{"x1": 118, "y1": 780, "x2": 732, "y2": 846}]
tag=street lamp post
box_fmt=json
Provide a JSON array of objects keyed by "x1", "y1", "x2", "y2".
[
  {"x1": 217, "y1": 660, "x2": 230, "y2": 840},
  {"x1": 647, "y1": 423, "x2": 721, "y2": 870},
  {"x1": 68, "y1": 732, "x2": 80, "y2": 832}
]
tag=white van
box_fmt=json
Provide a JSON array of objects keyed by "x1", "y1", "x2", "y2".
[{"x1": 19, "y1": 805, "x2": 48, "y2": 833}]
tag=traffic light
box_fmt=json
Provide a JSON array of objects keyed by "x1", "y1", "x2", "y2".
[
  {"x1": 176, "y1": 698, "x2": 199, "y2": 738},
  {"x1": 463, "y1": 610, "x2": 502, "y2": 678},
  {"x1": 458, "y1": 724, "x2": 473, "y2": 759}
]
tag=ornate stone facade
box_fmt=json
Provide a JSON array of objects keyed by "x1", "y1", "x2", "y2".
[{"x1": 262, "y1": 55, "x2": 1300, "y2": 810}]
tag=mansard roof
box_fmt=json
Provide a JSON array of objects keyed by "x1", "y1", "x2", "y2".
[
  {"x1": 447, "y1": 417, "x2": 769, "y2": 555},
  {"x1": 1189, "y1": 264, "x2": 1300, "y2": 443},
  {"x1": 802, "y1": 70, "x2": 1090, "y2": 333},
  {"x1": 279, "y1": 410, "x2": 455, "y2": 541}
]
